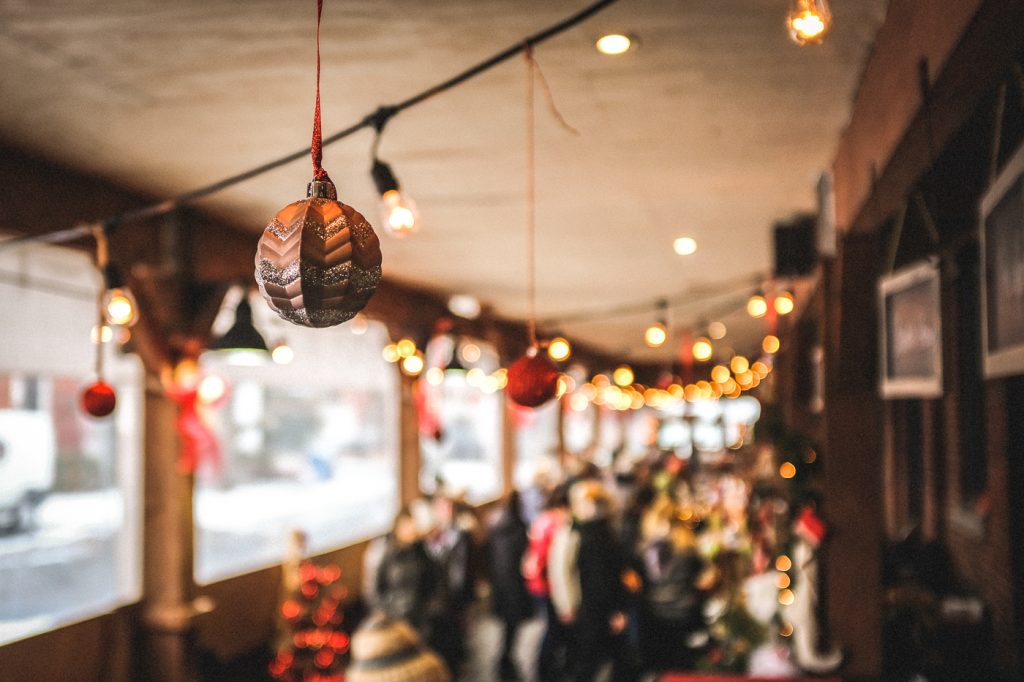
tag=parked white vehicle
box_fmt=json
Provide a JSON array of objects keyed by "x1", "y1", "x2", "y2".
[{"x1": 0, "y1": 409, "x2": 57, "y2": 532}]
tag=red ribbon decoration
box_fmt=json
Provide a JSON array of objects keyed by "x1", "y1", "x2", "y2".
[
  {"x1": 311, "y1": 0, "x2": 330, "y2": 182},
  {"x1": 169, "y1": 387, "x2": 221, "y2": 476}
]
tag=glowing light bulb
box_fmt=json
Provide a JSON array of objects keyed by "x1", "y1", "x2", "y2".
[
  {"x1": 763, "y1": 335, "x2": 781, "y2": 354},
  {"x1": 197, "y1": 375, "x2": 227, "y2": 404},
  {"x1": 548, "y1": 337, "x2": 572, "y2": 362},
  {"x1": 692, "y1": 337, "x2": 713, "y2": 362},
  {"x1": 673, "y1": 237, "x2": 697, "y2": 256},
  {"x1": 380, "y1": 189, "x2": 418, "y2": 238},
  {"x1": 396, "y1": 338, "x2": 417, "y2": 358},
  {"x1": 103, "y1": 288, "x2": 139, "y2": 327},
  {"x1": 779, "y1": 461, "x2": 797, "y2": 479},
  {"x1": 271, "y1": 341, "x2": 294, "y2": 365},
  {"x1": 708, "y1": 321, "x2": 727, "y2": 340},
  {"x1": 401, "y1": 353, "x2": 424, "y2": 376},
  {"x1": 426, "y1": 367, "x2": 445, "y2": 385},
  {"x1": 613, "y1": 365, "x2": 634, "y2": 387},
  {"x1": 91, "y1": 324, "x2": 113, "y2": 344},
  {"x1": 747, "y1": 295, "x2": 768, "y2": 318},
  {"x1": 382, "y1": 344, "x2": 400, "y2": 363},
  {"x1": 460, "y1": 342, "x2": 482, "y2": 364},
  {"x1": 788, "y1": 0, "x2": 831, "y2": 45},
  {"x1": 730, "y1": 356, "x2": 749, "y2": 375},
  {"x1": 570, "y1": 392, "x2": 589, "y2": 412},
  {"x1": 711, "y1": 365, "x2": 730, "y2": 384},
  {"x1": 774, "y1": 292, "x2": 795, "y2": 315},
  {"x1": 595, "y1": 33, "x2": 632, "y2": 55},
  {"x1": 778, "y1": 589, "x2": 796, "y2": 606},
  {"x1": 775, "y1": 555, "x2": 792, "y2": 572},
  {"x1": 644, "y1": 322, "x2": 668, "y2": 348}
]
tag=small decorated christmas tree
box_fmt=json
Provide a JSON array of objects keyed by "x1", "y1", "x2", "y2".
[{"x1": 269, "y1": 533, "x2": 351, "y2": 681}]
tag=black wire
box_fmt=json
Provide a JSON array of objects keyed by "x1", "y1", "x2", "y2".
[{"x1": 2, "y1": 0, "x2": 622, "y2": 250}]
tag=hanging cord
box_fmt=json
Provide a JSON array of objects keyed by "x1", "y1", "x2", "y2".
[
  {"x1": 1, "y1": 0, "x2": 620, "y2": 251},
  {"x1": 91, "y1": 225, "x2": 109, "y2": 381},
  {"x1": 310, "y1": 0, "x2": 330, "y2": 182},
  {"x1": 525, "y1": 46, "x2": 538, "y2": 348}
]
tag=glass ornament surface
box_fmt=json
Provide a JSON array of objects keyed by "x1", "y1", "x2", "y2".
[
  {"x1": 255, "y1": 180, "x2": 382, "y2": 328},
  {"x1": 81, "y1": 380, "x2": 117, "y2": 417},
  {"x1": 506, "y1": 349, "x2": 560, "y2": 408}
]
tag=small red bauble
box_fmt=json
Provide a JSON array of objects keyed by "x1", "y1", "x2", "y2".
[
  {"x1": 81, "y1": 381, "x2": 117, "y2": 418},
  {"x1": 507, "y1": 349, "x2": 560, "y2": 407}
]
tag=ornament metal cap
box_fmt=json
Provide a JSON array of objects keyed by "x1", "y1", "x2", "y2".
[{"x1": 307, "y1": 179, "x2": 338, "y2": 200}]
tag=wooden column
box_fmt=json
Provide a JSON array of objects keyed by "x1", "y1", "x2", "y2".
[
  {"x1": 502, "y1": 395, "x2": 515, "y2": 495},
  {"x1": 821, "y1": 234, "x2": 884, "y2": 677},
  {"x1": 398, "y1": 371, "x2": 422, "y2": 505},
  {"x1": 140, "y1": 376, "x2": 198, "y2": 682}
]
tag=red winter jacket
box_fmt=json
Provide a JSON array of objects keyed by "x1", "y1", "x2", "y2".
[{"x1": 522, "y1": 507, "x2": 568, "y2": 597}]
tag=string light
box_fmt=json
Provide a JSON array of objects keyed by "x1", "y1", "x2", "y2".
[
  {"x1": 547, "y1": 337, "x2": 572, "y2": 362},
  {"x1": 644, "y1": 299, "x2": 670, "y2": 348},
  {"x1": 788, "y1": 0, "x2": 831, "y2": 45},
  {"x1": 711, "y1": 365, "x2": 730, "y2": 383},
  {"x1": 692, "y1": 337, "x2": 713, "y2": 362},
  {"x1": 763, "y1": 334, "x2": 781, "y2": 354},
  {"x1": 103, "y1": 285, "x2": 138, "y2": 327},
  {"x1": 774, "y1": 291, "x2": 795, "y2": 315},
  {"x1": 371, "y1": 159, "x2": 419, "y2": 238},
  {"x1": 613, "y1": 365, "x2": 634, "y2": 387},
  {"x1": 707, "y1": 321, "x2": 727, "y2": 340},
  {"x1": 644, "y1": 322, "x2": 668, "y2": 348},
  {"x1": 271, "y1": 340, "x2": 295, "y2": 365},
  {"x1": 401, "y1": 353, "x2": 425, "y2": 376},
  {"x1": 747, "y1": 294, "x2": 768, "y2": 318},
  {"x1": 729, "y1": 355, "x2": 749, "y2": 375}
]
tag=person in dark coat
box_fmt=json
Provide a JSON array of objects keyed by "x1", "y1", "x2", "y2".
[
  {"x1": 486, "y1": 490, "x2": 534, "y2": 680},
  {"x1": 567, "y1": 481, "x2": 638, "y2": 682},
  {"x1": 639, "y1": 505, "x2": 707, "y2": 673},
  {"x1": 375, "y1": 507, "x2": 442, "y2": 638}
]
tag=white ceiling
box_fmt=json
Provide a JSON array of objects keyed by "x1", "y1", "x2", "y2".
[{"x1": 0, "y1": 0, "x2": 888, "y2": 363}]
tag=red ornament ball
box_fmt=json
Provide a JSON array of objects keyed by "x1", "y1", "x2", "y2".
[
  {"x1": 507, "y1": 350, "x2": 560, "y2": 407},
  {"x1": 81, "y1": 381, "x2": 117, "y2": 418}
]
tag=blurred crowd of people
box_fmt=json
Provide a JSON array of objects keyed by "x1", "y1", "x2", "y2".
[{"x1": 357, "y1": 448, "x2": 815, "y2": 681}]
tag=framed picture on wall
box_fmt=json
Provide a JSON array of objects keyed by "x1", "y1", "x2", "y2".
[
  {"x1": 878, "y1": 260, "x2": 943, "y2": 398},
  {"x1": 981, "y1": 141, "x2": 1024, "y2": 379}
]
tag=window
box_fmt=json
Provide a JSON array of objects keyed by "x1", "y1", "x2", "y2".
[
  {"x1": 418, "y1": 337, "x2": 503, "y2": 503},
  {"x1": 514, "y1": 399, "x2": 559, "y2": 490},
  {"x1": 0, "y1": 242, "x2": 142, "y2": 645},
  {"x1": 194, "y1": 290, "x2": 399, "y2": 584}
]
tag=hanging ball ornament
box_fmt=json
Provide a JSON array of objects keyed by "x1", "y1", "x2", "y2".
[
  {"x1": 506, "y1": 346, "x2": 560, "y2": 408},
  {"x1": 81, "y1": 381, "x2": 117, "y2": 418},
  {"x1": 255, "y1": 178, "x2": 382, "y2": 328}
]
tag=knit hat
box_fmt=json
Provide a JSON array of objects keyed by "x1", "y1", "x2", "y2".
[{"x1": 346, "y1": 613, "x2": 450, "y2": 682}]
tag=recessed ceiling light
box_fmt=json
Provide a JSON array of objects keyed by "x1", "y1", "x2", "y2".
[
  {"x1": 673, "y1": 237, "x2": 697, "y2": 255},
  {"x1": 595, "y1": 33, "x2": 632, "y2": 55},
  {"x1": 448, "y1": 294, "x2": 481, "y2": 319}
]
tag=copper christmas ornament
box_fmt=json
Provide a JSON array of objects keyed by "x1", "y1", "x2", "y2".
[
  {"x1": 506, "y1": 347, "x2": 560, "y2": 408},
  {"x1": 255, "y1": 179, "x2": 382, "y2": 328}
]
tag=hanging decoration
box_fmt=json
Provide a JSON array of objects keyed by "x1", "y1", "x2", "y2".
[
  {"x1": 787, "y1": 0, "x2": 832, "y2": 45},
  {"x1": 165, "y1": 360, "x2": 224, "y2": 476},
  {"x1": 370, "y1": 110, "x2": 420, "y2": 238},
  {"x1": 255, "y1": 0, "x2": 382, "y2": 328},
  {"x1": 81, "y1": 227, "x2": 117, "y2": 418},
  {"x1": 505, "y1": 47, "x2": 561, "y2": 408}
]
